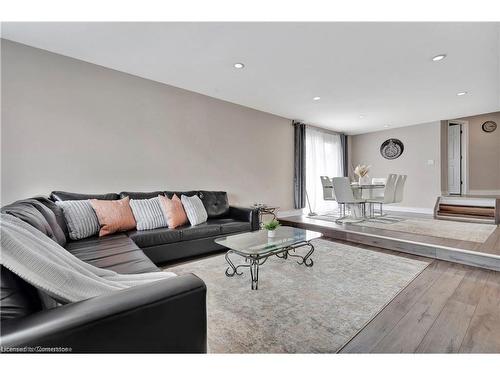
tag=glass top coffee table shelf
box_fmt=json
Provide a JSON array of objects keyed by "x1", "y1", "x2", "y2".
[{"x1": 215, "y1": 226, "x2": 322, "y2": 290}]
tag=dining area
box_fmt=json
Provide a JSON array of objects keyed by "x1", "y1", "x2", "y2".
[{"x1": 319, "y1": 170, "x2": 407, "y2": 224}]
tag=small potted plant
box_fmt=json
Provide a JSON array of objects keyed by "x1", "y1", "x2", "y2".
[{"x1": 264, "y1": 219, "x2": 281, "y2": 237}]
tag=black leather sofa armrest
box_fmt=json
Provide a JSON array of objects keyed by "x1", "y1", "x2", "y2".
[
  {"x1": 229, "y1": 206, "x2": 260, "y2": 231},
  {"x1": 0, "y1": 274, "x2": 207, "y2": 353}
]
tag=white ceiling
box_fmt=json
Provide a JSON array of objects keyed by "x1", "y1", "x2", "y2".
[{"x1": 2, "y1": 22, "x2": 500, "y2": 134}]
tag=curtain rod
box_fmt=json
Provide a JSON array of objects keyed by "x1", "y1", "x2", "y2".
[{"x1": 292, "y1": 120, "x2": 345, "y2": 136}]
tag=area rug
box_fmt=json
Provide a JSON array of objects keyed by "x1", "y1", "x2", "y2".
[
  {"x1": 313, "y1": 215, "x2": 497, "y2": 243},
  {"x1": 166, "y1": 239, "x2": 429, "y2": 353}
]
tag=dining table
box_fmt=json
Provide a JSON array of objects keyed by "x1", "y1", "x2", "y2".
[{"x1": 350, "y1": 183, "x2": 386, "y2": 218}]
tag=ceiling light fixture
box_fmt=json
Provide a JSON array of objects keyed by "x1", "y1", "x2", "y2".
[
  {"x1": 384, "y1": 125, "x2": 390, "y2": 128},
  {"x1": 432, "y1": 54, "x2": 447, "y2": 62},
  {"x1": 359, "y1": 115, "x2": 365, "y2": 119},
  {"x1": 313, "y1": 96, "x2": 321, "y2": 101},
  {"x1": 233, "y1": 62, "x2": 245, "y2": 69},
  {"x1": 457, "y1": 91, "x2": 468, "y2": 96}
]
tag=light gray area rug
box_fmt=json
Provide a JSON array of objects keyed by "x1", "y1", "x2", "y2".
[
  {"x1": 167, "y1": 239, "x2": 429, "y2": 353},
  {"x1": 313, "y1": 215, "x2": 497, "y2": 243}
]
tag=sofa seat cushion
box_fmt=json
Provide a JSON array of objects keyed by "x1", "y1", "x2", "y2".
[
  {"x1": 65, "y1": 234, "x2": 158, "y2": 274},
  {"x1": 208, "y1": 218, "x2": 252, "y2": 234},
  {"x1": 127, "y1": 227, "x2": 182, "y2": 248},
  {"x1": 180, "y1": 223, "x2": 221, "y2": 241}
]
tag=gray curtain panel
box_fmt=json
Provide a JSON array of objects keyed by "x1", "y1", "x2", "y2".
[
  {"x1": 293, "y1": 121, "x2": 306, "y2": 209},
  {"x1": 340, "y1": 133, "x2": 348, "y2": 177}
]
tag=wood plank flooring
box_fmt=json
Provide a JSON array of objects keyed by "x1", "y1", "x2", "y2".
[
  {"x1": 279, "y1": 214, "x2": 500, "y2": 271},
  {"x1": 338, "y1": 240, "x2": 500, "y2": 353}
]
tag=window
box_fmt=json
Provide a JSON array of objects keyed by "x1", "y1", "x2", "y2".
[{"x1": 305, "y1": 127, "x2": 343, "y2": 213}]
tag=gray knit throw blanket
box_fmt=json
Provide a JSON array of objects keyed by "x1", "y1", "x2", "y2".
[{"x1": 0, "y1": 213, "x2": 176, "y2": 303}]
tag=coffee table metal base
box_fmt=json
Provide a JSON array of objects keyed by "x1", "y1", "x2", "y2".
[{"x1": 224, "y1": 240, "x2": 315, "y2": 290}]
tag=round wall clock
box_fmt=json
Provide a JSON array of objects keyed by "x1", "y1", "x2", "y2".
[
  {"x1": 380, "y1": 138, "x2": 404, "y2": 160},
  {"x1": 482, "y1": 121, "x2": 497, "y2": 133}
]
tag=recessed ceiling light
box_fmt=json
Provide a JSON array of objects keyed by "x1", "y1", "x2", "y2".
[
  {"x1": 359, "y1": 115, "x2": 365, "y2": 119},
  {"x1": 384, "y1": 125, "x2": 390, "y2": 128},
  {"x1": 313, "y1": 96, "x2": 321, "y2": 101},
  {"x1": 432, "y1": 54, "x2": 447, "y2": 62},
  {"x1": 457, "y1": 91, "x2": 468, "y2": 96},
  {"x1": 233, "y1": 62, "x2": 245, "y2": 69}
]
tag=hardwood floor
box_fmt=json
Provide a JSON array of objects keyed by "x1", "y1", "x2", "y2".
[
  {"x1": 279, "y1": 214, "x2": 500, "y2": 271},
  {"x1": 337, "y1": 239, "x2": 500, "y2": 353}
]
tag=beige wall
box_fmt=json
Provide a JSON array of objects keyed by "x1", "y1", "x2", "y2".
[
  {"x1": 1, "y1": 40, "x2": 294, "y2": 208},
  {"x1": 453, "y1": 111, "x2": 500, "y2": 193},
  {"x1": 350, "y1": 122, "x2": 442, "y2": 210}
]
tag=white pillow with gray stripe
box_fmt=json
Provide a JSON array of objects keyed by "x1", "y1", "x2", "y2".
[
  {"x1": 55, "y1": 200, "x2": 100, "y2": 240},
  {"x1": 129, "y1": 197, "x2": 167, "y2": 231},
  {"x1": 181, "y1": 194, "x2": 208, "y2": 226}
]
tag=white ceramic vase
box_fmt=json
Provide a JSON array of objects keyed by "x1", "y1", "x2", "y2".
[{"x1": 267, "y1": 230, "x2": 276, "y2": 238}]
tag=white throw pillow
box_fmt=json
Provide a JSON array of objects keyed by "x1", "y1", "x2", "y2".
[
  {"x1": 181, "y1": 195, "x2": 208, "y2": 226},
  {"x1": 55, "y1": 200, "x2": 100, "y2": 240},
  {"x1": 129, "y1": 197, "x2": 168, "y2": 231}
]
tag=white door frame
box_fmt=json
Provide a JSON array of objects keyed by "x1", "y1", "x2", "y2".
[{"x1": 447, "y1": 120, "x2": 469, "y2": 195}]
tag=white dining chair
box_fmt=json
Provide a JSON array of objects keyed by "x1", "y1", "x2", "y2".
[
  {"x1": 332, "y1": 177, "x2": 365, "y2": 224},
  {"x1": 320, "y1": 176, "x2": 344, "y2": 217},
  {"x1": 365, "y1": 174, "x2": 397, "y2": 217},
  {"x1": 320, "y1": 176, "x2": 335, "y2": 201},
  {"x1": 393, "y1": 175, "x2": 407, "y2": 204}
]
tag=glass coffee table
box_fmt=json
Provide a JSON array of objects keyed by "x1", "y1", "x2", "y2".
[{"x1": 215, "y1": 226, "x2": 322, "y2": 290}]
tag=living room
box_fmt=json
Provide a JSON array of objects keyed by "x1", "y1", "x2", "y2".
[{"x1": 1, "y1": 1, "x2": 500, "y2": 374}]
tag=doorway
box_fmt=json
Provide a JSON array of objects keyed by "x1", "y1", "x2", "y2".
[{"x1": 447, "y1": 121, "x2": 468, "y2": 195}]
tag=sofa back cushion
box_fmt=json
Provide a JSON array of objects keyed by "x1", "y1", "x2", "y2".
[
  {"x1": 129, "y1": 197, "x2": 168, "y2": 231},
  {"x1": 51, "y1": 191, "x2": 120, "y2": 202},
  {"x1": 119, "y1": 191, "x2": 165, "y2": 200},
  {"x1": 1, "y1": 201, "x2": 63, "y2": 244},
  {"x1": 164, "y1": 191, "x2": 229, "y2": 218},
  {"x1": 198, "y1": 191, "x2": 230, "y2": 218},
  {"x1": 1, "y1": 266, "x2": 43, "y2": 321},
  {"x1": 90, "y1": 196, "x2": 137, "y2": 236},
  {"x1": 25, "y1": 199, "x2": 67, "y2": 247},
  {"x1": 33, "y1": 196, "x2": 69, "y2": 240},
  {"x1": 55, "y1": 200, "x2": 100, "y2": 240}
]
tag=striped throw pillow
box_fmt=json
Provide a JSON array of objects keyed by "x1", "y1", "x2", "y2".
[
  {"x1": 181, "y1": 194, "x2": 208, "y2": 226},
  {"x1": 55, "y1": 200, "x2": 100, "y2": 240},
  {"x1": 129, "y1": 197, "x2": 168, "y2": 231}
]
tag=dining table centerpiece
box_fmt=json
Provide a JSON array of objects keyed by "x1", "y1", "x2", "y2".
[{"x1": 354, "y1": 164, "x2": 371, "y2": 185}]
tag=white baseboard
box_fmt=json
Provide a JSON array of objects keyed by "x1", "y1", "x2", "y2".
[
  {"x1": 468, "y1": 189, "x2": 500, "y2": 196},
  {"x1": 381, "y1": 205, "x2": 434, "y2": 215}
]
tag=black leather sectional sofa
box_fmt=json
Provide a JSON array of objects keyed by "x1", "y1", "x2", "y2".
[{"x1": 0, "y1": 190, "x2": 259, "y2": 353}]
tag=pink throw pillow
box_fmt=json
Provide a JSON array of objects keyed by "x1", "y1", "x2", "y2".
[
  {"x1": 158, "y1": 194, "x2": 188, "y2": 229},
  {"x1": 90, "y1": 196, "x2": 136, "y2": 236}
]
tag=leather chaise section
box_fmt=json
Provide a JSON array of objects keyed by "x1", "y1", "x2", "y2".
[
  {"x1": 65, "y1": 234, "x2": 159, "y2": 274},
  {"x1": 0, "y1": 275, "x2": 207, "y2": 353},
  {"x1": 1, "y1": 266, "x2": 43, "y2": 321}
]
